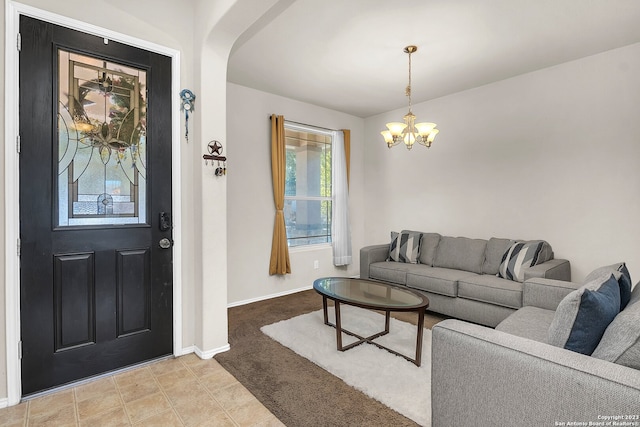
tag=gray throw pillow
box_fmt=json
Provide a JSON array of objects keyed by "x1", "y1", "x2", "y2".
[
  {"x1": 548, "y1": 272, "x2": 621, "y2": 355},
  {"x1": 418, "y1": 232, "x2": 441, "y2": 266},
  {"x1": 388, "y1": 230, "x2": 422, "y2": 264},
  {"x1": 482, "y1": 237, "x2": 515, "y2": 275},
  {"x1": 432, "y1": 236, "x2": 487, "y2": 274},
  {"x1": 591, "y1": 290, "x2": 640, "y2": 370}
]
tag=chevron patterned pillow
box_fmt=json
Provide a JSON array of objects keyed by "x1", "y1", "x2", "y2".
[
  {"x1": 388, "y1": 230, "x2": 423, "y2": 264},
  {"x1": 498, "y1": 240, "x2": 552, "y2": 282}
]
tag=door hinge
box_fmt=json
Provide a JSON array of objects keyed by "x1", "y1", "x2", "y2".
[
  {"x1": 16, "y1": 135, "x2": 20, "y2": 154},
  {"x1": 17, "y1": 32, "x2": 21, "y2": 52},
  {"x1": 18, "y1": 341, "x2": 22, "y2": 359}
]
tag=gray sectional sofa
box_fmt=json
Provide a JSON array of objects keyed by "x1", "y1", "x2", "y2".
[
  {"x1": 360, "y1": 232, "x2": 571, "y2": 326},
  {"x1": 432, "y1": 273, "x2": 640, "y2": 425}
]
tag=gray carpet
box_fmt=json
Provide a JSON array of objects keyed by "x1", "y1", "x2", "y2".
[{"x1": 214, "y1": 289, "x2": 447, "y2": 427}]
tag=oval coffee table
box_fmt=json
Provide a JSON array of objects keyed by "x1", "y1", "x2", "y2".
[{"x1": 313, "y1": 277, "x2": 430, "y2": 366}]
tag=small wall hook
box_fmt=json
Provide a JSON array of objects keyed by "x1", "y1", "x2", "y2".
[{"x1": 202, "y1": 140, "x2": 227, "y2": 177}]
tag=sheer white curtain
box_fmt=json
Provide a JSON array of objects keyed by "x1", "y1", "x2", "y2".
[{"x1": 331, "y1": 130, "x2": 352, "y2": 266}]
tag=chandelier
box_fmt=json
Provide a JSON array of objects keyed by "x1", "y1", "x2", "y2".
[{"x1": 381, "y1": 46, "x2": 439, "y2": 150}]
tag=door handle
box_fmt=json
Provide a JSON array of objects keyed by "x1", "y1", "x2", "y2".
[{"x1": 158, "y1": 238, "x2": 172, "y2": 249}]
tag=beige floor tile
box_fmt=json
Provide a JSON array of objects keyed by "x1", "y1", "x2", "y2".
[
  {"x1": 78, "y1": 406, "x2": 130, "y2": 427},
  {"x1": 133, "y1": 409, "x2": 183, "y2": 427},
  {"x1": 12, "y1": 352, "x2": 284, "y2": 427},
  {"x1": 209, "y1": 383, "x2": 256, "y2": 411},
  {"x1": 163, "y1": 381, "x2": 210, "y2": 407},
  {"x1": 0, "y1": 402, "x2": 28, "y2": 426},
  {"x1": 148, "y1": 358, "x2": 184, "y2": 377},
  {"x1": 114, "y1": 367, "x2": 154, "y2": 389},
  {"x1": 250, "y1": 414, "x2": 287, "y2": 427},
  {"x1": 182, "y1": 357, "x2": 227, "y2": 378},
  {"x1": 176, "y1": 353, "x2": 201, "y2": 366},
  {"x1": 124, "y1": 391, "x2": 172, "y2": 424},
  {"x1": 28, "y1": 391, "x2": 74, "y2": 419},
  {"x1": 76, "y1": 392, "x2": 122, "y2": 420},
  {"x1": 74, "y1": 377, "x2": 118, "y2": 403},
  {"x1": 154, "y1": 367, "x2": 197, "y2": 390},
  {"x1": 118, "y1": 380, "x2": 161, "y2": 404},
  {"x1": 198, "y1": 369, "x2": 239, "y2": 393},
  {"x1": 226, "y1": 399, "x2": 275, "y2": 427},
  {"x1": 172, "y1": 398, "x2": 229, "y2": 427},
  {"x1": 27, "y1": 403, "x2": 76, "y2": 427}
]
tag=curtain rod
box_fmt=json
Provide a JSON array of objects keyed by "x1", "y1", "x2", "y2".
[{"x1": 269, "y1": 116, "x2": 340, "y2": 133}]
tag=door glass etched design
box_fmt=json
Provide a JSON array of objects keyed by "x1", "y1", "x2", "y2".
[{"x1": 57, "y1": 49, "x2": 147, "y2": 226}]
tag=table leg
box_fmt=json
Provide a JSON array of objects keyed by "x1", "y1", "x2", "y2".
[
  {"x1": 322, "y1": 296, "x2": 329, "y2": 325},
  {"x1": 334, "y1": 300, "x2": 343, "y2": 351},
  {"x1": 415, "y1": 309, "x2": 425, "y2": 367},
  {"x1": 384, "y1": 310, "x2": 390, "y2": 334}
]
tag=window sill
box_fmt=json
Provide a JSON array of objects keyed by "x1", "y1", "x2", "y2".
[{"x1": 288, "y1": 243, "x2": 332, "y2": 253}]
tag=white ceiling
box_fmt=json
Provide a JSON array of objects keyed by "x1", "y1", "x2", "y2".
[{"x1": 228, "y1": 0, "x2": 640, "y2": 118}]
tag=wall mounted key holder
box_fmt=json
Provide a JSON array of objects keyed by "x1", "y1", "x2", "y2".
[{"x1": 203, "y1": 140, "x2": 227, "y2": 176}]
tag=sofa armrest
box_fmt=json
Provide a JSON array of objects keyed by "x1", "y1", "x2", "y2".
[
  {"x1": 432, "y1": 319, "x2": 640, "y2": 427},
  {"x1": 522, "y1": 277, "x2": 582, "y2": 310},
  {"x1": 359, "y1": 244, "x2": 389, "y2": 279},
  {"x1": 522, "y1": 258, "x2": 571, "y2": 281}
]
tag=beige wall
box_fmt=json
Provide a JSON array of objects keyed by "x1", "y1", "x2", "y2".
[
  {"x1": 229, "y1": 41, "x2": 640, "y2": 302},
  {"x1": 226, "y1": 83, "x2": 365, "y2": 304},
  {"x1": 363, "y1": 42, "x2": 640, "y2": 282}
]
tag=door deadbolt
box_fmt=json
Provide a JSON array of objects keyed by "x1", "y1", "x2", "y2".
[
  {"x1": 159, "y1": 212, "x2": 171, "y2": 231},
  {"x1": 159, "y1": 238, "x2": 172, "y2": 249}
]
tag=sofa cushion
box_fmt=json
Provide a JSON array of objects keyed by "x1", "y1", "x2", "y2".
[
  {"x1": 591, "y1": 283, "x2": 640, "y2": 369},
  {"x1": 498, "y1": 240, "x2": 553, "y2": 282},
  {"x1": 496, "y1": 306, "x2": 556, "y2": 343},
  {"x1": 433, "y1": 236, "x2": 487, "y2": 274},
  {"x1": 482, "y1": 237, "x2": 515, "y2": 275},
  {"x1": 458, "y1": 274, "x2": 523, "y2": 309},
  {"x1": 405, "y1": 265, "x2": 477, "y2": 297},
  {"x1": 584, "y1": 262, "x2": 632, "y2": 310},
  {"x1": 388, "y1": 230, "x2": 422, "y2": 264},
  {"x1": 418, "y1": 233, "x2": 441, "y2": 266},
  {"x1": 548, "y1": 272, "x2": 621, "y2": 355},
  {"x1": 369, "y1": 261, "x2": 407, "y2": 285}
]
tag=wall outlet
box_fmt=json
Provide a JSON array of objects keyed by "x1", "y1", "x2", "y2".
[{"x1": 313, "y1": 260, "x2": 319, "y2": 269}]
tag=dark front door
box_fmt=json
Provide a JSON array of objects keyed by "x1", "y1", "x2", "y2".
[{"x1": 19, "y1": 16, "x2": 173, "y2": 396}]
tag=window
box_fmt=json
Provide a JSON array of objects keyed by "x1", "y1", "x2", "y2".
[
  {"x1": 284, "y1": 123, "x2": 332, "y2": 247},
  {"x1": 57, "y1": 49, "x2": 148, "y2": 226}
]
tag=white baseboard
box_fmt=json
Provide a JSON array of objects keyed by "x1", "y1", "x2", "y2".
[
  {"x1": 178, "y1": 344, "x2": 231, "y2": 360},
  {"x1": 227, "y1": 285, "x2": 313, "y2": 308},
  {"x1": 0, "y1": 397, "x2": 8, "y2": 409},
  {"x1": 194, "y1": 344, "x2": 231, "y2": 360},
  {"x1": 177, "y1": 346, "x2": 196, "y2": 357}
]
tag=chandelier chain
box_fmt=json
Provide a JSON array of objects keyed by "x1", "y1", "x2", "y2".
[{"x1": 406, "y1": 50, "x2": 412, "y2": 112}]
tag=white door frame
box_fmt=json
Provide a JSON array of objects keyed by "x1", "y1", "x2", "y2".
[{"x1": 4, "y1": 2, "x2": 183, "y2": 405}]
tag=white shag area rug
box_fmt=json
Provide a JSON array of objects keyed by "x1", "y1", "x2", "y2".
[{"x1": 261, "y1": 306, "x2": 431, "y2": 426}]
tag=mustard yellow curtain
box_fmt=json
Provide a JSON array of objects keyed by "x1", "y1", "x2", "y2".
[
  {"x1": 342, "y1": 129, "x2": 351, "y2": 187},
  {"x1": 269, "y1": 114, "x2": 291, "y2": 275}
]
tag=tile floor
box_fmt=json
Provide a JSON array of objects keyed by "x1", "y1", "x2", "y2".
[{"x1": 0, "y1": 354, "x2": 284, "y2": 427}]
